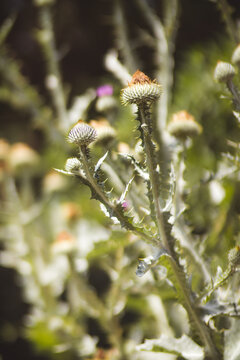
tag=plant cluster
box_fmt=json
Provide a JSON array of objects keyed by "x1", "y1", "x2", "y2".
[{"x1": 1, "y1": 1, "x2": 240, "y2": 360}]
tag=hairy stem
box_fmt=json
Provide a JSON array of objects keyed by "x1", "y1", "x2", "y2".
[
  {"x1": 79, "y1": 146, "x2": 159, "y2": 247},
  {"x1": 138, "y1": 106, "x2": 221, "y2": 359}
]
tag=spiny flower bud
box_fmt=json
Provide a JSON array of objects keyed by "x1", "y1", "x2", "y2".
[
  {"x1": 228, "y1": 245, "x2": 240, "y2": 269},
  {"x1": 67, "y1": 121, "x2": 97, "y2": 146},
  {"x1": 120, "y1": 70, "x2": 162, "y2": 106},
  {"x1": 232, "y1": 44, "x2": 240, "y2": 66},
  {"x1": 167, "y1": 111, "x2": 202, "y2": 139},
  {"x1": 65, "y1": 157, "x2": 81, "y2": 172},
  {"x1": 214, "y1": 61, "x2": 236, "y2": 83}
]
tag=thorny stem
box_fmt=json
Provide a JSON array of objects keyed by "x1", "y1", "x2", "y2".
[
  {"x1": 36, "y1": 3, "x2": 68, "y2": 132},
  {"x1": 138, "y1": 106, "x2": 168, "y2": 248},
  {"x1": 227, "y1": 79, "x2": 240, "y2": 111},
  {"x1": 79, "y1": 146, "x2": 159, "y2": 247},
  {"x1": 138, "y1": 106, "x2": 221, "y2": 359}
]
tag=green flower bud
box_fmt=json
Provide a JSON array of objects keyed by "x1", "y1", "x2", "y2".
[
  {"x1": 67, "y1": 121, "x2": 97, "y2": 146},
  {"x1": 65, "y1": 157, "x2": 81, "y2": 172},
  {"x1": 167, "y1": 111, "x2": 202, "y2": 139},
  {"x1": 228, "y1": 245, "x2": 240, "y2": 269},
  {"x1": 120, "y1": 70, "x2": 162, "y2": 106},
  {"x1": 214, "y1": 61, "x2": 236, "y2": 83}
]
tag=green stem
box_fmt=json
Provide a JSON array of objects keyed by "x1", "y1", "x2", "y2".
[
  {"x1": 139, "y1": 106, "x2": 168, "y2": 248},
  {"x1": 79, "y1": 146, "x2": 159, "y2": 247},
  {"x1": 227, "y1": 79, "x2": 240, "y2": 111},
  {"x1": 138, "y1": 105, "x2": 221, "y2": 359},
  {"x1": 37, "y1": 3, "x2": 68, "y2": 131}
]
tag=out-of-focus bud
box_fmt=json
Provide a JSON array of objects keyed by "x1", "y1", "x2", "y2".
[
  {"x1": 121, "y1": 70, "x2": 162, "y2": 106},
  {"x1": 8, "y1": 143, "x2": 40, "y2": 175},
  {"x1": 167, "y1": 111, "x2": 202, "y2": 139},
  {"x1": 61, "y1": 202, "x2": 82, "y2": 222},
  {"x1": 214, "y1": 61, "x2": 236, "y2": 83},
  {"x1": 67, "y1": 121, "x2": 97, "y2": 147},
  {"x1": 117, "y1": 142, "x2": 131, "y2": 154},
  {"x1": 43, "y1": 170, "x2": 67, "y2": 194},
  {"x1": 232, "y1": 44, "x2": 240, "y2": 66},
  {"x1": 65, "y1": 157, "x2": 81, "y2": 172},
  {"x1": 52, "y1": 231, "x2": 76, "y2": 255},
  {"x1": 90, "y1": 119, "x2": 116, "y2": 146},
  {"x1": 96, "y1": 96, "x2": 118, "y2": 113},
  {"x1": 228, "y1": 245, "x2": 240, "y2": 269}
]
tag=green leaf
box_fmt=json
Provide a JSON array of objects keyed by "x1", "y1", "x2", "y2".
[{"x1": 137, "y1": 334, "x2": 204, "y2": 360}]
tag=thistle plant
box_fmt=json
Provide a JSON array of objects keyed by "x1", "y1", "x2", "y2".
[
  {"x1": 1, "y1": 1, "x2": 240, "y2": 360},
  {"x1": 57, "y1": 69, "x2": 239, "y2": 359}
]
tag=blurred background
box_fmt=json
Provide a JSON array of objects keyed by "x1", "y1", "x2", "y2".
[{"x1": 1, "y1": 0, "x2": 240, "y2": 359}]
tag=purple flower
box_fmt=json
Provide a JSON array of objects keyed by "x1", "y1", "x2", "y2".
[
  {"x1": 122, "y1": 200, "x2": 129, "y2": 210},
  {"x1": 96, "y1": 84, "x2": 113, "y2": 97}
]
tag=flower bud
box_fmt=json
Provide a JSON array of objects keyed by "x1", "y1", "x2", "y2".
[
  {"x1": 8, "y1": 143, "x2": 40, "y2": 175},
  {"x1": 96, "y1": 96, "x2": 117, "y2": 112},
  {"x1": 90, "y1": 119, "x2": 116, "y2": 146},
  {"x1": 167, "y1": 111, "x2": 202, "y2": 139},
  {"x1": 67, "y1": 121, "x2": 97, "y2": 147},
  {"x1": 232, "y1": 44, "x2": 240, "y2": 66},
  {"x1": 65, "y1": 157, "x2": 81, "y2": 172},
  {"x1": 52, "y1": 231, "x2": 76, "y2": 255},
  {"x1": 214, "y1": 61, "x2": 236, "y2": 83},
  {"x1": 61, "y1": 202, "x2": 82, "y2": 222},
  {"x1": 120, "y1": 70, "x2": 162, "y2": 106},
  {"x1": 43, "y1": 170, "x2": 67, "y2": 193},
  {"x1": 228, "y1": 245, "x2": 240, "y2": 269}
]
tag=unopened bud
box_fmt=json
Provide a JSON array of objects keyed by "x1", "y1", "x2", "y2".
[
  {"x1": 9, "y1": 143, "x2": 39, "y2": 174},
  {"x1": 228, "y1": 245, "x2": 240, "y2": 269},
  {"x1": 67, "y1": 121, "x2": 97, "y2": 147},
  {"x1": 52, "y1": 231, "x2": 76, "y2": 255},
  {"x1": 61, "y1": 202, "x2": 82, "y2": 222},
  {"x1": 90, "y1": 119, "x2": 116, "y2": 146},
  {"x1": 121, "y1": 70, "x2": 162, "y2": 106},
  {"x1": 214, "y1": 61, "x2": 236, "y2": 83},
  {"x1": 96, "y1": 96, "x2": 117, "y2": 112},
  {"x1": 65, "y1": 157, "x2": 81, "y2": 172},
  {"x1": 43, "y1": 170, "x2": 67, "y2": 193},
  {"x1": 167, "y1": 111, "x2": 202, "y2": 139}
]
